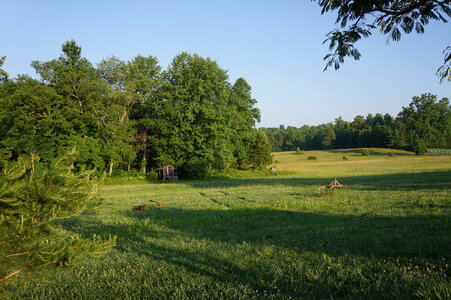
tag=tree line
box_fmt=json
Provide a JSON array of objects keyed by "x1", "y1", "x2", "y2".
[
  {"x1": 262, "y1": 93, "x2": 450, "y2": 155},
  {"x1": 0, "y1": 41, "x2": 272, "y2": 177}
]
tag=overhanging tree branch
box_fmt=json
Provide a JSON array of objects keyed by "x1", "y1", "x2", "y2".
[{"x1": 313, "y1": 0, "x2": 451, "y2": 80}]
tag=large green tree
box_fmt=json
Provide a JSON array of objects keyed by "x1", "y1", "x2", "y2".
[
  {"x1": 2, "y1": 42, "x2": 264, "y2": 177},
  {"x1": 150, "y1": 53, "x2": 244, "y2": 176},
  {"x1": 320, "y1": 126, "x2": 336, "y2": 149},
  {"x1": 397, "y1": 93, "x2": 450, "y2": 154},
  {"x1": 0, "y1": 77, "x2": 73, "y2": 160},
  {"x1": 28, "y1": 41, "x2": 135, "y2": 173},
  {"x1": 227, "y1": 78, "x2": 261, "y2": 167},
  {"x1": 314, "y1": 0, "x2": 450, "y2": 80}
]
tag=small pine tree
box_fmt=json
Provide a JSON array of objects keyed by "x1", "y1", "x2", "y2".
[
  {"x1": 0, "y1": 151, "x2": 115, "y2": 288},
  {"x1": 247, "y1": 130, "x2": 272, "y2": 168}
]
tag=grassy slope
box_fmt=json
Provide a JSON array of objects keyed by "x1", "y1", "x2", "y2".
[{"x1": 10, "y1": 149, "x2": 451, "y2": 299}]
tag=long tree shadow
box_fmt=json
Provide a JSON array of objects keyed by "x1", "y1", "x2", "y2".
[
  {"x1": 179, "y1": 170, "x2": 451, "y2": 191},
  {"x1": 329, "y1": 149, "x2": 412, "y2": 156},
  {"x1": 58, "y1": 206, "x2": 450, "y2": 298},
  {"x1": 64, "y1": 207, "x2": 450, "y2": 261},
  {"x1": 53, "y1": 168, "x2": 451, "y2": 298}
]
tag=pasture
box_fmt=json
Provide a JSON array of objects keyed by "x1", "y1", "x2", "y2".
[{"x1": 9, "y1": 149, "x2": 451, "y2": 299}]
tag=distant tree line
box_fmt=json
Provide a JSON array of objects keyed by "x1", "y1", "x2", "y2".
[
  {"x1": 0, "y1": 41, "x2": 271, "y2": 177},
  {"x1": 262, "y1": 93, "x2": 451, "y2": 155}
]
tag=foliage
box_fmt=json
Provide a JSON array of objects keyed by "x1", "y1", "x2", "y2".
[
  {"x1": 206, "y1": 167, "x2": 294, "y2": 179},
  {"x1": 314, "y1": 0, "x2": 451, "y2": 80},
  {"x1": 0, "y1": 41, "x2": 261, "y2": 178},
  {"x1": 295, "y1": 147, "x2": 304, "y2": 155},
  {"x1": 262, "y1": 95, "x2": 450, "y2": 152},
  {"x1": 320, "y1": 126, "x2": 336, "y2": 149},
  {"x1": 412, "y1": 135, "x2": 428, "y2": 155},
  {"x1": 247, "y1": 130, "x2": 273, "y2": 168},
  {"x1": 0, "y1": 151, "x2": 115, "y2": 288},
  {"x1": 342, "y1": 155, "x2": 348, "y2": 160},
  {"x1": 397, "y1": 93, "x2": 450, "y2": 154},
  {"x1": 0, "y1": 56, "x2": 8, "y2": 83},
  {"x1": 307, "y1": 155, "x2": 317, "y2": 160},
  {"x1": 437, "y1": 46, "x2": 451, "y2": 82},
  {"x1": 361, "y1": 149, "x2": 370, "y2": 156}
]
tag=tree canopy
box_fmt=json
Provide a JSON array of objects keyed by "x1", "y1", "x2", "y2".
[
  {"x1": 262, "y1": 94, "x2": 450, "y2": 154},
  {"x1": 314, "y1": 0, "x2": 451, "y2": 81},
  {"x1": 0, "y1": 41, "x2": 269, "y2": 178}
]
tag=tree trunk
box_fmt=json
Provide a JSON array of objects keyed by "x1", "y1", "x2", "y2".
[
  {"x1": 109, "y1": 161, "x2": 114, "y2": 176},
  {"x1": 142, "y1": 152, "x2": 146, "y2": 174}
]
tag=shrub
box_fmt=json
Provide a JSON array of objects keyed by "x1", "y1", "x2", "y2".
[
  {"x1": 361, "y1": 150, "x2": 370, "y2": 156},
  {"x1": 295, "y1": 147, "x2": 304, "y2": 155},
  {"x1": 113, "y1": 169, "x2": 147, "y2": 180},
  {"x1": 388, "y1": 152, "x2": 395, "y2": 157},
  {"x1": 412, "y1": 137, "x2": 428, "y2": 155},
  {"x1": 342, "y1": 156, "x2": 348, "y2": 160},
  {"x1": 307, "y1": 156, "x2": 317, "y2": 160}
]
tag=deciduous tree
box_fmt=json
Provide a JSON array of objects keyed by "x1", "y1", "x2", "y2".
[
  {"x1": 397, "y1": 93, "x2": 450, "y2": 154},
  {"x1": 314, "y1": 0, "x2": 450, "y2": 80}
]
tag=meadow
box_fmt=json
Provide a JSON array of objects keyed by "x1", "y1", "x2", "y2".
[{"x1": 9, "y1": 149, "x2": 451, "y2": 299}]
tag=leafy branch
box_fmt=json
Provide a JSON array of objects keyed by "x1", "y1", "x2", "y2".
[{"x1": 314, "y1": 0, "x2": 450, "y2": 80}]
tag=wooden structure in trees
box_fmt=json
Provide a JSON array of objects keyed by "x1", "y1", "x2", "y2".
[
  {"x1": 157, "y1": 165, "x2": 178, "y2": 181},
  {"x1": 317, "y1": 178, "x2": 344, "y2": 195}
]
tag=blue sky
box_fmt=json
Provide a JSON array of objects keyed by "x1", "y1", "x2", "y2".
[{"x1": 2, "y1": 0, "x2": 450, "y2": 127}]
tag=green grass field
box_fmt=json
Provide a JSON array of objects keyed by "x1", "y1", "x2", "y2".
[{"x1": 9, "y1": 149, "x2": 451, "y2": 299}]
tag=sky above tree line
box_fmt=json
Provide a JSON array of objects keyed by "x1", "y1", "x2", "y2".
[{"x1": 2, "y1": 0, "x2": 450, "y2": 127}]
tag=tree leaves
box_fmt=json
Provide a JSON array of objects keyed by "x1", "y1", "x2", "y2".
[
  {"x1": 314, "y1": 0, "x2": 450, "y2": 79},
  {"x1": 1, "y1": 41, "x2": 262, "y2": 177}
]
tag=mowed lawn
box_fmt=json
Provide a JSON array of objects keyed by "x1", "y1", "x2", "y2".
[{"x1": 10, "y1": 149, "x2": 451, "y2": 299}]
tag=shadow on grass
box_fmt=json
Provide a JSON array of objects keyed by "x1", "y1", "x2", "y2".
[
  {"x1": 179, "y1": 170, "x2": 451, "y2": 191},
  {"x1": 59, "y1": 195, "x2": 450, "y2": 298},
  {"x1": 329, "y1": 149, "x2": 412, "y2": 156},
  {"x1": 64, "y1": 206, "x2": 450, "y2": 261},
  {"x1": 52, "y1": 168, "x2": 451, "y2": 298}
]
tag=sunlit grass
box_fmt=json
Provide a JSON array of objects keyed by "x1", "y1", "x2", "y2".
[{"x1": 9, "y1": 149, "x2": 451, "y2": 299}]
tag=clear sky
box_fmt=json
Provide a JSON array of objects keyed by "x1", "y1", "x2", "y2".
[{"x1": 2, "y1": 0, "x2": 450, "y2": 127}]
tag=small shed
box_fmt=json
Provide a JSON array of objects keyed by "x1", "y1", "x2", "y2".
[{"x1": 157, "y1": 165, "x2": 178, "y2": 181}]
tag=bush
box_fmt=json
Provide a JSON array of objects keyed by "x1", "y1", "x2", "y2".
[
  {"x1": 307, "y1": 156, "x2": 317, "y2": 160},
  {"x1": 113, "y1": 169, "x2": 147, "y2": 180},
  {"x1": 182, "y1": 160, "x2": 209, "y2": 178},
  {"x1": 412, "y1": 137, "x2": 428, "y2": 155},
  {"x1": 361, "y1": 150, "x2": 370, "y2": 156},
  {"x1": 295, "y1": 147, "x2": 304, "y2": 155},
  {"x1": 342, "y1": 156, "x2": 348, "y2": 160},
  {"x1": 388, "y1": 152, "x2": 395, "y2": 157}
]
